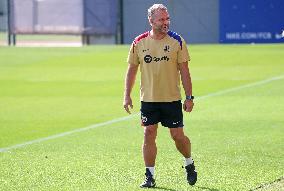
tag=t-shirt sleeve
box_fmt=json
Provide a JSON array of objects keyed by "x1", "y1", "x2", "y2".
[
  {"x1": 177, "y1": 38, "x2": 190, "y2": 64},
  {"x1": 127, "y1": 42, "x2": 140, "y2": 65}
]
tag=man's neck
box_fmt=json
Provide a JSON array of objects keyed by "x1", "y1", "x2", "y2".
[{"x1": 150, "y1": 30, "x2": 167, "y2": 40}]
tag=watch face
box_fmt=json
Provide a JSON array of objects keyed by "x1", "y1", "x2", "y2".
[{"x1": 186, "y1": 95, "x2": 194, "y2": 100}]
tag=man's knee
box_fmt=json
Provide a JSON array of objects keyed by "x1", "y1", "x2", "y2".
[
  {"x1": 144, "y1": 126, "x2": 157, "y2": 139},
  {"x1": 170, "y1": 131, "x2": 190, "y2": 144},
  {"x1": 171, "y1": 132, "x2": 185, "y2": 142}
]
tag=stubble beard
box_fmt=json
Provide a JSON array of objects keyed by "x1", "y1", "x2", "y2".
[{"x1": 156, "y1": 24, "x2": 169, "y2": 34}]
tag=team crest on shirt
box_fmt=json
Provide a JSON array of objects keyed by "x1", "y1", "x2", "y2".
[{"x1": 164, "y1": 45, "x2": 170, "y2": 52}]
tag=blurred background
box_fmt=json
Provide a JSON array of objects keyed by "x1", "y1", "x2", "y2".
[{"x1": 0, "y1": 0, "x2": 283, "y2": 46}]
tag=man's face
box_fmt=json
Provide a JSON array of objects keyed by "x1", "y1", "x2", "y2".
[{"x1": 149, "y1": 10, "x2": 170, "y2": 34}]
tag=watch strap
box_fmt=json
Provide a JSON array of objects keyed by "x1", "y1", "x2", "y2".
[{"x1": 186, "y1": 95, "x2": 194, "y2": 100}]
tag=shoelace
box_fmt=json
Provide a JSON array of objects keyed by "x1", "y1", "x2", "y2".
[{"x1": 142, "y1": 176, "x2": 153, "y2": 185}]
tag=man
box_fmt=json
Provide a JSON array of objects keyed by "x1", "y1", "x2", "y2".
[{"x1": 123, "y1": 4, "x2": 197, "y2": 188}]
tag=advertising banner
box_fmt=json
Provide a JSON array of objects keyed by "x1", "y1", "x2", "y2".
[{"x1": 219, "y1": 0, "x2": 284, "y2": 43}]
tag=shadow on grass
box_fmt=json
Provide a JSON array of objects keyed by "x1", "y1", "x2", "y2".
[
  {"x1": 195, "y1": 186, "x2": 221, "y2": 191},
  {"x1": 154, "y1": 187, "x2": 179, "y2": 191},
  {"x1": 153, "y1": 186, "x2": 220, "y2": 191}
]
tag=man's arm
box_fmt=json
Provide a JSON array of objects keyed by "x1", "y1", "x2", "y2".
[
  {"x1": 179, "y1": 61, "x2": 194, "y2": 112},
  {"x1": 123, "y1": 63, "x2": 139, "y2": 114}
]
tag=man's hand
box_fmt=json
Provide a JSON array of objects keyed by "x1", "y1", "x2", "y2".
[
  {"x1": 183, "y1": 99, "x2": 194, "y2": 112},
  {"x1": 123, "y1": 95, "x2": 133, "y2": 114}
]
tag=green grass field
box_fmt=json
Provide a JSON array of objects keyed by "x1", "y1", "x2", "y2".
[{"x1": 0, "y1": 44, "x2": 283, "y2": 190}]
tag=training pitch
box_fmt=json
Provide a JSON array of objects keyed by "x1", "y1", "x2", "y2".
[{"x1": 0, "y1": 44, "x2": 283, "y2": 190}]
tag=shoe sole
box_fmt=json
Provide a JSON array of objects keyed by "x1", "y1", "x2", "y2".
[
  {"x1": 140, "y1": 183, "x2": 156, "y2": 188},
  {"x1": 187, "y1": 172, "x2": 197, "y2": 185}
]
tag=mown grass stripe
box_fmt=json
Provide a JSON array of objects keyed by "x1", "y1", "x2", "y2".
[{"x1": 0, "y1": 74, "x2": 283, "y2": 153}]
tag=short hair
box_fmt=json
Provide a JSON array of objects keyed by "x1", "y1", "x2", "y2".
[{"x1": 147, "y1": 4, "x2": 168, "y2": 18}]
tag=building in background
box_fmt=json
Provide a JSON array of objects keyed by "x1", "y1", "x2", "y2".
[
  {"x1": 2, "y1": 0, "x2": 284, "y2": 45},
  {"x1": 122, "y1": 0, "x2": 219, "y2": 44},
  {"x1": 123, "y1": 0, "x2": 284, "y2": 44}
]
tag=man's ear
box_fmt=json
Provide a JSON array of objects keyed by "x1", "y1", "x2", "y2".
[{"x1": 148, "y1": 17, "x2": 153, "y2": 26}]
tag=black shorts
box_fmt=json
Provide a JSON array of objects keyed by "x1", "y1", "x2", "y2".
[{"x1": 140, "y1": 100, "x2": 184, "y2": 128}]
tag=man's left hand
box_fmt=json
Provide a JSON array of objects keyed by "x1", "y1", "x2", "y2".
[{"x1": 183, "y1": 99, "x2": 194, "y2": 112}]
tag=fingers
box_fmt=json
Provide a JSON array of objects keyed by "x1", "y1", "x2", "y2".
[
  {"x1": 186, "y1": 104, "x2": 193, "y2": 112},
  {"x1": 123, "y1": 103, "x2": 133, "y2": 114},
  {"x1": 123, "y1": 105, "x2": 129, "y2": 114},
  {"x1": 123, "y1": 96, "x2": 133, "y2": 114},
  {"x1": 183, "y1": 103, "x2": 187, "y2": 111},
  {"x1": 184, "y1": 100, "x2": 194, "y2": 112},
  {"x1": 124, "y1": 103, "x2": 133, "y2": 114}
]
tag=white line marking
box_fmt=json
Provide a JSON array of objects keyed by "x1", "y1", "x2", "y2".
[
  {"x1": 1, "y1": 74, "x2": 283, "y2": 153},
  {"x1": 198, "y1": 75, "x2": 284, "y2": 100},
  {"x1": 0, "y1": 114, "x2": 138, "y2": 153}
]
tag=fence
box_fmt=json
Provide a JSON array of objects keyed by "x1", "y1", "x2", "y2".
[{"x1": 6, "y1": 0, "x2": 119, "y2": 45}]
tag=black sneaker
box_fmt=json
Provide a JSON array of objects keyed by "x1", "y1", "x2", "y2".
[
  {"x1": 140, "y1": 168, "x2": 156, "y2": 188},
  {"x1": 185, "y1": 163, "x2": 197, "y2": 185}
]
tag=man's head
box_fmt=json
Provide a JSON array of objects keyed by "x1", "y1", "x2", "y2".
[{"x1": 148, "y1": 4, "x2": 170, "y2": 34}]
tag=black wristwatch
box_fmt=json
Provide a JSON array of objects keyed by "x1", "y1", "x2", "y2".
[{"x1": 186, "y1": 95, "x2": 194, "y2": 100}]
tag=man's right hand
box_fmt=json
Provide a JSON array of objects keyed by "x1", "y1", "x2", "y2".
[{"x1": 123, "y1": 95, "x2": 133, "y2": 114}]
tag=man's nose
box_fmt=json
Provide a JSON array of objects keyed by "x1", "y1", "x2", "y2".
[{"x1": 163, "y1": 20, "x2": 169, "y2": 25}]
